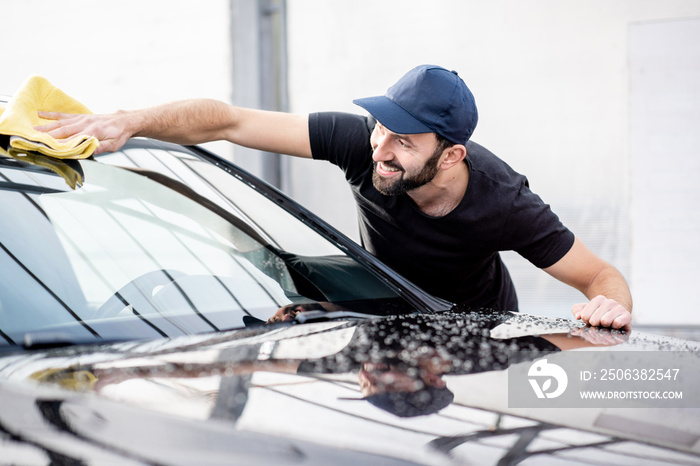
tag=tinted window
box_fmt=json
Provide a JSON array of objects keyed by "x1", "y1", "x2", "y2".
[{"x1": 0, "y1": 143, "x2": 412, "y2": 348}]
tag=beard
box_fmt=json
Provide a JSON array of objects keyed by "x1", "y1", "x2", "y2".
[{"x1": 372, "y1": 150, "x2": 442, "y2": 196}]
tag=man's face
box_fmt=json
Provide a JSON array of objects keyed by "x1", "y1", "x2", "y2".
[
  {"x1": 358, "y1": 362, "x2": 447, "y2": 396},
  {"x1": 369, "y1": 122, "x2": 444, "y2": 196},
  {"x1": 358, "y1": 363, "x2": 423, "y2": 394}
]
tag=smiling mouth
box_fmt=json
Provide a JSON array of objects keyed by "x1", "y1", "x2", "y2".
[{"x1": 376, "y1": 161, "x2": 402, "y2": 176}]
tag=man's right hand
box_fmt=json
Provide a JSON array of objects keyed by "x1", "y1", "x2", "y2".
[
  {"x1": 36, "y1": 111, "x2": 133, "y2": 155},
  {"x1": 36, "y1": 100, "x2": 312, "y2": 158}
]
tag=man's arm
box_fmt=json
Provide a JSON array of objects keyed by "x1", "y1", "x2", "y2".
[
  {"x1": 544, "y1": 237, "x2": 633, "y2": 330},
  {"x1": 36, "y1": 99, "x2": 312, "y2": 158}
]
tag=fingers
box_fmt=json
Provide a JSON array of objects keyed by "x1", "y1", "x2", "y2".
[
  {"x1": 34, "y1": 112, "x2": 123, "y2": 155},
  {"x1": 35, "y1": 111, "x2": 80, "y2": 131},
  {"x1": 570, "y1": 325, "x2": 630, "y2": 346},
  {"x1": 571, "y1": 295, "x2": 631, "y2": 331},
  {"x1": 611, "y1": 311, "x2": 632, "y2": 331},
  {"x1": 35, "y1": 112, "x2": 87, "y2": 139},
  {"x1": 37, "y1": 111, "x2": 72, "y2": 121},
  {"x1": 266, "y1": 304, "x2": 309, "y2": 324}
]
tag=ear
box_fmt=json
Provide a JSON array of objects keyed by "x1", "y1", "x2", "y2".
[{"x1": 438, "y1": 144, "x2": 467, "y2": 170}]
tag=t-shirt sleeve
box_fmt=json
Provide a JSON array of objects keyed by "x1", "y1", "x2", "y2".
[
  {"x1": 309, "y1": 112, "x2": 373, "y2": 183},
  {"x1": 500, "y1": 182, "x2": 575, "y2": 268}
]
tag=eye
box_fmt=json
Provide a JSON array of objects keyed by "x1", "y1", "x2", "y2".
[{"x1": 398, "y1": 139, "x2": 409, "y2": 148}]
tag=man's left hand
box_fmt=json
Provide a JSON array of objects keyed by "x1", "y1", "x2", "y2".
[{"x1": 572, "y1": 295, "x2": 631, "y2": 330}]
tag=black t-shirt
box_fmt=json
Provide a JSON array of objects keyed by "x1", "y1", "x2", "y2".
[{"x1": 308, "y1": 112, "x2": 575, "y2": 311}]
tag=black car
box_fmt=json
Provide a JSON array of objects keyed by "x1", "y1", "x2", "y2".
[{"x1": 1, "y1": 119, "x2": 699, "y2": 465}]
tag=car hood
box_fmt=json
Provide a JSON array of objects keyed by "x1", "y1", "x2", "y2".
[{"x1": 0, "y1": 310, "x2": 698, "y2": 465}]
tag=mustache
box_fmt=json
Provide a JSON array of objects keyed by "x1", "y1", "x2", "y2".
[{"x1": 374, "y1": 160, "x2": 404, "y2": 171}]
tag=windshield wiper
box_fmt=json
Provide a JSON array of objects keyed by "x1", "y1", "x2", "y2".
[
  {"x1": 21, "y1": 331, "x2": 124, "y2": 350},
  {"x1": 294, "y1": 310, "x2": 378, "y2": 324},
  {"x1": 22, "y1": 331, "x2": 92, "y2": 350}
]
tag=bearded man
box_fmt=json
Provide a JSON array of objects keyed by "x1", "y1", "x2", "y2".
[{"x1": 37, "y1": 65, "x2": 632, "y2": 329}]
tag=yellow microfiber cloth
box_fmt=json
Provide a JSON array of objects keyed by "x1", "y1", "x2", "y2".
[{"x1": 0, "y1": 76, "x2": 98, "y2": 159}]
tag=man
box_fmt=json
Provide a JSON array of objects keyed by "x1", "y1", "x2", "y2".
[{"x1": 36, "y1": 65, "x2": 632, "y2": 329}]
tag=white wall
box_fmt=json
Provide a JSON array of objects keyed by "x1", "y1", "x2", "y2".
[
  {"x1": 2, "y1": 1, "x2": 699, "y2": 324},
  {"x1": 1, "y1": 1, "x2": 232, "y2": 110},
  {"x1": 629, "y1": 18, "x2": 700, "y2": 325},
  {"x1": 0, "y1": 0, "x2": 233, "y2": 155}
]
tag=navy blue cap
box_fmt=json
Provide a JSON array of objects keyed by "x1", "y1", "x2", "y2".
[
  {"x1": 363, "y1": 385, "x2": 454, "y2": 418},
  {"x1": 353, "y1": 65, "x2": 478, "y2": 145}
]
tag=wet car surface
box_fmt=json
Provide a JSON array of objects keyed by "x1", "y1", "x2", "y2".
[
  {"x1": 1, "y1": 108, "x2": 699, "y2": 464},
  {"x1": 2, "y1": 310, "x2": 699, "y2": 465}
]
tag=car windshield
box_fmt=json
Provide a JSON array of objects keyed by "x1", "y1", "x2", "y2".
[{"x1": 0, "y1": 141, "x2": 416, "y2": 348}]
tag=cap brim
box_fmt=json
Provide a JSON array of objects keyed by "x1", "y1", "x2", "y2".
[{"x1": 353, "y1": 96, "x2": 433, "y2": 135}]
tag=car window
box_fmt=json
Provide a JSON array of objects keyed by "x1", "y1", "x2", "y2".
[{"x1": 0, "y1": 144, "x2": 414, "y2": 349}]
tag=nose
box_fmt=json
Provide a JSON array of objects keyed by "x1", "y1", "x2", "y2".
[{"x1": 371, "y1": 130, "x2": 392, "y2": 162}]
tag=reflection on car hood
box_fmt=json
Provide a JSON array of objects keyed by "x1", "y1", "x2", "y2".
[{"x1": 1, "y1": 310, "x2": 699, "y2": 465}]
